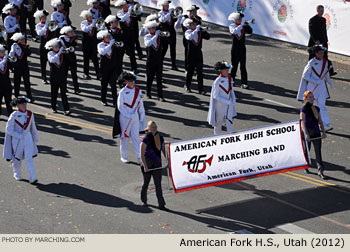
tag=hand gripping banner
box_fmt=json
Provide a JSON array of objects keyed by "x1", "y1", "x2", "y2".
[{"x1": 169, "y1": 120, "x2": 309, "y2": 193}]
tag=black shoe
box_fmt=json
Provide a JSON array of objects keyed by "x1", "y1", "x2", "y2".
[
  {"x1": 159, "y1": 206, "x2": 169, "y2": 211},
  {"x1": 64, "y1": 110, "x2": 71, "y2": 116},
  {"x1": 42, "y1": 79, "x2": 48, "y2": 84},
  {"x1": 29, "y1": 179, "x2": 38, "y2": 184},
  {"x1": 101, "y1": 102, "x2": 108, "y2": 106},
  {"x1": 304, "y1": 168, "x2": 310, "y2": 174},
  {"x1": 157, "y1": 97, "x2": 166, "y2": 102},
  {"x1": 52, "y1": 109, "x2": 57, "y2": 113},
  {"x1": 96, "y1": 74, "x2": 101, "y2": 80},
  {"x1": 147, "y1": 94, "x2": 152, "y2": 99},
  {"x1": 330, "y1": 71, "x2": 337, "y2": 77},
  {"x1": 142, "y1": 202, "x2": 148, "y2": 207},
  {"x1": 32, "y1": 37, "x2": 39, "y2": 42},
  {"x1": 171, "y1": 65, "x2": 179, "y2": 71},
  {"x1": 198, "y1": 90, "x2": 207, "y2": 95},
  {"x1": 74, "y1": 90, "x2": 81, "y2": 94},
  {"x1": 241, "y1": 84, "x2": 249, "y2": 89},
  {"x1": 185, "y1": 87, "x2": 191, "y2": 93},
  {"x1": 83, "y1": 74, "x2": 91, "y2": 80},
  {"x1": 318, "y1": 171, "x2": 326, "y2": 179},
  {"x1": 132, "y1": 69, "x2": 138, "y2": 74},
  {"x1": 138, "y1": 54, "x2": 144, "y2": 60}
]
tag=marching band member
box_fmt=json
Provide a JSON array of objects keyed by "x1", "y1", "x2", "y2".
[
  {"x1": 207, "y1": 61, "x2": 237, "y2": 135},
  {"x1": 228, "y1": 11, "x2": 252, "y2": 89},
  {"x1": 144, "y1": 21, "x2": 164, "y2": 101},
  {"x1": 158, "y1": 0, "x2": 178, "y2": 71},
  {"x1": 99, "y1": 0, "x2": 111, "y2": 19},
  {"x1": 175, "y1": 4, "x2": 201, "y2": 72},
  {"x1": 105, "y1": 14, "x2": 125, "y2": 88},
  {"x1": 9, "y1": 32, "x2": 33, "y2": 101},
  {"x1": 0, "y1": 44, "x2": 13, "y2": 118},
  {"x1": 45, "y1": 37, "x2": 71, "y2": 115},
  {"x1": 87, "y1": 0, "x2": 101, "y2": 20},
  {"x1": 62, "y1": 0, "x2": 73, "y2": 26},
  {"x1": 60, "y1": 25, "x2": 80, "y2": 94},
  {"x1": 3, "y1": 3, "x2": 20, "y2": 49},
  {"x1": 184, "y1": 17, "x2": 210, "y2": 94},
  {"x1": 3, "y1": 96, "x2": 39, "y2": 184},
  {"x1": 113, "y1": 71, "x2": 146, "y2": 164},
  {"x1": 139, "y1": 13, "x2": 158, "y2": 37},
  {"x1": 0, "y1": 1, "x2": 6, "y2": 23},
  {"x1": 9, "y1": 0, "x2": 28, "y2": 41},
  {"x1": 128, "y1": 0, "x2": 144, "y2": 60},
  {"x1": 297, "y1": 45, "x2": 334, "y2": 132},
  {"x1": 97, "y1": 29, "x2": 118, "y2": 106},
  {"x1": 115, "y1": 0, "x2": 137, "y2": 73},
  {"x1": 34, "y1": 9, "x2": 51, "y2": 84},
  {"x1": 80, "y1": 9, "x2": 101, "y2": 80},
  {"x1": 51, "y1": 0, "x2": 67, "y2": 36}
]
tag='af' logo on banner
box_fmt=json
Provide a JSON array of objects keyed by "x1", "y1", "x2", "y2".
[
  {"x1": 183, "y1": 155, "x2": 213, "y2": 173},
  {"x1": 272, "y1": 0, "x2": 294, "y2": 23},
  {"x1": 231, "y1": 0, "x2": 253, "y2": 13}
]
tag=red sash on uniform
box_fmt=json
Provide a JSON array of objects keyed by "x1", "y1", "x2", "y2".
[
  {"x1": 235, "y1": 27, "x2": 244, "y2": 40},
  {"x1": 192, "y1": 30, "x2": 201, "y2": 46},
  {"x1": 123, "y1": 86, "x2": 140, "y2": 108},
  {"x1": 219, "y1": 75, "x2": 232, "y2": 94},
  {"x1": 15, "y1": 110, "x2": 32, "y2": 130},
  {"x1": 312, "y1": 58, "x2": 327, "y2": 78}
]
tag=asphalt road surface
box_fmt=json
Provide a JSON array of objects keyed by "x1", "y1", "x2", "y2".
[{"x1": 0, "y1": 1, "x2": 349, "y2": 234}]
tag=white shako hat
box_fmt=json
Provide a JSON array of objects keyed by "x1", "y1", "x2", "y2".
[
  {"x1": 143, "y1": 21, "x2": 158, "y2": 29},
  {"x1": 87, "y1": 0, "x2": 99, "y2": 5},
  {"x1": 114, "y1": 0, "x2": 128, "y2": 7},
  {"x1": 11, "y1": 33, "x2": 25, "y2": 41},
  {"x1": 2, "y1": 3, "x2": 15, "y2": 14},
  {"x1": 97, "y1": 30, "x2": 111, "y2": 40},
  {"x1": 60, "y1": 26, "x2": 74, "y2": 34},
  {"x1": 228, "y1": 12, "x2": 244, "y2": 21},
  {"x1": 105, "y1": 15, "x2": 119, "y2": 24},
  {"x1": 45, "y1": 38, "x2": 61, "y2": 50},
  {"x1": 0, "y1": 44, "x2": 7, "y2": 51},
  {"x1": 33, "y1": 9, "x2": 49, "y2": 19},
  {"x1": 51, "y1": 0, "x2": 63, "y2": 8},
  {"x1": 145, "y1": 13, "x2": 159, "y2": 23},
  {"x1": 80, "y1": 10, "x2": 93, "y2": 18},
  {"x1": 158, "y1": 0, "x2": 171, "y2": 7},
  {"x1": 183, "y1": 18, "x2": 194, "y2": 28}
]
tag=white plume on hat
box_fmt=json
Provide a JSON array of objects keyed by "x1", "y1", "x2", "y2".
[
  {"x1": 114, "y1": 0, "x2": 127, "y2": 7},
  {"x1": 51, "y1": 0, "x2": 63, "y2": 8},
  {"x1": 11, "y1": 33, "x2": 25, "y2": 41},
  {"x1": 80, "y1": 10, "x2": 93, "y2": 18},
  {"x1": 33, "y1": 9, "x2": 48, "y2": 19},
  {"x1": 105, "y1": 15, "x2": 118, "y2": 24},
  {"x1": 183, "y1": 18, "x2": 193, "y2": 27},
  {"x1": 2, "y1": 3, "x2": 15, "y2": 14},
  {"x1": 145, "y1": 13, "x2": 159, "y2": 23},
  {"x1": 187, "y1": 5, "x2": 200, "y2": 11},
  {"x1": 45, "y1": 38, "x2": 61, "y2": 50},
  {"x1": 97, "y1": 30, "x2": 111, "y2": 40},
  {"x1": 0, "y1": 44, "x2": 6, "y2": 51},
  {"x1": 228, "y1": 12, "x2": 241, "y2": 21},
  {"x1": 60, "y1": 26, "x2": 74, "y2": 34},
  {"x1": 87, "y1": 0, "x2": 99, "y2": 5},
  {"x1": 143, "y1": 21, "x2": 158, "y2": 29},
  {"x1": 158, "y1": 0, "x2": 171, "y2": 7}
]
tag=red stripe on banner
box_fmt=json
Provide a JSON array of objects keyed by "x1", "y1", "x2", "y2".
[
  {"x1": 168, "y1": 143, "x2": 177, "y2": 192},
  {"x1": 173, "y1": 165, "x2": 309, "y2": 193}
]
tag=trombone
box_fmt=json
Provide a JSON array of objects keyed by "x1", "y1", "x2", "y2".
[{"x1": 8, "y1": 55, "x2": 17, "y2": 63}]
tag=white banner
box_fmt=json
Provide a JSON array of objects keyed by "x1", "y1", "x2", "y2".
[
  {"x1": 169, "y1": 121, "x2": 309, "y2": 193},
  {"x1": 139, "y1": 0, "x2": 350, "y2": 56}
]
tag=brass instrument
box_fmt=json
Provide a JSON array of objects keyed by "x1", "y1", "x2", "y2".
[
  {"x1": 113, "y1": 41, "x2": 124, "y2": 47},
  {"x1": 171, "y1": 6, "x2": 183, "y2": 19},
  {"x1": 95, "y1": 17, "x2": 105, "y2": 31},
  {"x1": 131, "y1": 3, "x2": 143, "y2": 17},
  {"x1": 201, "y1": 26, "x2": 212, "y2": 31},
  {"x1": 9, "y1": 55, "x2": 17, "y2": 63},
  {"x1": 62, "y1": 46, "x2": 75, "y2": 53},
  {"x1": 0, "y1": 25, "x2": 6, "y2": 39},
  {"x1": 48, "y1": 20, "x2": 59, "y2": 32},
  {"x1": 159, "y1": 31, "x2": 170, "y2": 37}
]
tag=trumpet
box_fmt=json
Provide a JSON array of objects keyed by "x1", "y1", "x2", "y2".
[
  {"x1": 48, "y1": 20, "x2": 59, "y2": 32},
  {"x1": 246, "y1": 19, "x2": 255, "y2": 24},
  {"x1": 159, "y1": 31, "x2": 170, "y2": 37},
  {"x1": 62, "y1": 46, "x2": 75, "y2": 53},
  {"x1": 171, "y1": 6, "x2": 183, "y2": 19},
  {"x1": 113, "y1": 41, "x2": 124, "y2": 47},
  {"x1": 95, "y1": 17, "x2": 105, "y2": 31},
  {"x1": 131, "y1": 3, "x2": 143, "y2": 17}
]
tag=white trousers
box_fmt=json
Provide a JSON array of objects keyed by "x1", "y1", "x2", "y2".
[
  {"x1": 315, "y1": 97, "x2": 330, "y2": 126},
  {"x1": 214, "y1": 104, "x2": 234, "y2": 135},
  {"x1": 12, "y1": 158, "x2": 36, "y2": 181},
  {"x1": 120, "y1": 115, "x2": 140, "y2": 160}
]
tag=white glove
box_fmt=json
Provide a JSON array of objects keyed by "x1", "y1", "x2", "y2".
[
  {"x1": 128, "y1": 5, "x2": 133, "y2": 13},
  {"x1": 110, "y1": 39, "x2": 115, "y2": 45},
  {"x1": 196, "y1": 25, "x2": 202, "y2": 30},
  {"x1": 169, "y1": 8, "x2": 174, "y2": 13},
  {"x1": 155, "y1": 30, "x2": 161, "y2": 36},
  {"x1": 14, "y1": 24, "x2": 20, "y2": 29}
]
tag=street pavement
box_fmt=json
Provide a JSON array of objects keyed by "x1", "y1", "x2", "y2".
[{"x1": 0, "y1": 0, "x2": 349, "y2": 234}]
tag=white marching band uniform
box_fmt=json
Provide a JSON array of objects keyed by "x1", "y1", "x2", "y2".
[
  {"x1": 3, "y1": 110, "x2": 39, "y2": 181},
  {"x1": 297, "y1": 57, "x2": 334, "y2": 127},
  {"x1": 51, "y1": 11, "x2": 67, "y2": 29},
  {"x1": 4, "y1": 15, "x2": 19, "y2": 34},
  {"x1": 117, "y1": 85, "x2": 146, "y2": 162},
  {"x1": 208, "y1": 74, "x2": 237, "y2": 135}
]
